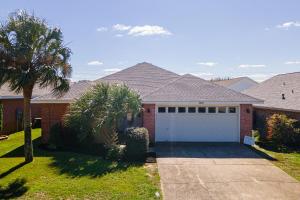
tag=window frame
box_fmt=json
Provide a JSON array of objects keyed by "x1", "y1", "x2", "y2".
[
  {"x1": 188, "y1": 107, "x2": 196, "y2": 113},
  {"x1": 158, "y1": 107, "x2": 166, "y2": 113},
  {"x1": 178, "y1": 107, "x2": 186, "y2": 113},
  {"x1": 208, "y1": 107, "x2": 217, "y2": 113},
  {"x1": 168, "y1": 107, "x2": 176, "y2": 113},
  {"x1": 198, "y1": 107, "x2": 206, "y2": 113},
  {"x1": 218, "y1": 107, "x2": 227, "y2": 113}
]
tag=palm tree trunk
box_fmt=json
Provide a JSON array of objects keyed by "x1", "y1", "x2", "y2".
[{"x1": 23, "y1": 87, "x2": 33, "y2": 163}]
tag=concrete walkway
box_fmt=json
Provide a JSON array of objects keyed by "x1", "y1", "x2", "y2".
[{"x1": 156, "y1": 143, "x2": 300, "y2": 200}]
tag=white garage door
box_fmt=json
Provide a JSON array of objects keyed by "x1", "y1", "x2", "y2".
[{"x1": 155, "y1": 106, "x2": 239, "y2": 142}]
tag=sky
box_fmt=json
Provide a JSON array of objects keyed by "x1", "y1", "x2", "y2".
[{"x1": 1, "y1": 0, "x2": 300, "y2": 82}]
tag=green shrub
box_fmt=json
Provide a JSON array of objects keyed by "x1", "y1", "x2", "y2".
[
  {"x1": 267, "y1": 114, "x2": 300, "y2": 145},
  {"x1": 106, "y1": 145, "x2": 125, "y2": 160},
  {"x1": 49, "y1": 123, "x2": 64, "y2": 150},
  {"x1": 124, "y1": 127, "x2": 149, "y2": 161}
]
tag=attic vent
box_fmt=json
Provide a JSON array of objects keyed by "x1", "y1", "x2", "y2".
[
  {"x1": 282, "y1": 93, "x2": 285, "y2": 100},
  {"x1": 292, "y1": 89, "x2": 294, "y2": 94}
]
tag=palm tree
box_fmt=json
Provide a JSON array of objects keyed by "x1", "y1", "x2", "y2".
[{"x1": 0, "y1": 10, "x2": 72, "y2": 163}]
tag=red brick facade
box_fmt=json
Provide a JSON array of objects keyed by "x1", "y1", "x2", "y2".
[
  {"x1": 240, "y1": 104, "x2": 253, "y2": 143},
  {"x1": 0, "y1": 99, "x2": 42, "y2": 134},
  {"x1": 40, "y1": 103, "x2": 70, "y2": 143},
  {"x1": 142, "y1": 104, "x2": 155, "y2": 143}
]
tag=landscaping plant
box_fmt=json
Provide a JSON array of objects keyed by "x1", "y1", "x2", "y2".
[
  {"x1": 63, "y1": 83, "x2": 142, "y2": 151},
  {"x1": 0, "y1": 10, "x2": 71, "y2": 162}
]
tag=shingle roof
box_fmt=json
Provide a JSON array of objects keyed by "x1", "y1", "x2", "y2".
[
  {"x1": 32, "y1": 81, "x2": 93, "y2": 102},
  {"x1": 0, "y1": 83, "x2": 53, "y2": 99},
  {"x1": 32, "y1": 62, "x2": 262, "y2": 104},
  {"x1": 143, "y1": 74, "x2": 262, "y2": 103},
  {"x1": 214, "y1": 77, "x2": 257, "y2": 87},
  {"x1": 243, "y1": 72, "x2": 300, "y2": 112},
  {"x1": 96, "y1": 62, "x2": 180, "y2": 97}
]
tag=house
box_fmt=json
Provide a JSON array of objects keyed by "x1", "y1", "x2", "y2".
[
  {"x1": 243, "y1": 72, "x2": 300, "y2": 126},
  {"x1": 0, "y1": 84, "x2": 52, "y2": 134},
  {"x1": 32, "y1": 62, "x2": 262, "y2": 143},
  {"x1": 214, "y1": 77, "x2": 258, "y2": 92}
]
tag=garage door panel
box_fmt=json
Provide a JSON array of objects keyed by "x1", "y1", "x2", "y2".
[{"x1": 155, "y1": 110, "x2": 239, "y2": 142}]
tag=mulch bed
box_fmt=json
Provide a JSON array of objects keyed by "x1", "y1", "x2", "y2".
[{"x1": 0, "y1": 135, "x2": 8, "y2": 141}]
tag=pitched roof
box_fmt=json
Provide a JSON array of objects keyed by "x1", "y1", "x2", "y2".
[
  {"x1": 95, "y1": 62, "x2": 180, "y2": 97},
  {"x1": 143, "y1": 74, "x2": 262, "y2": 103},
  {"x1": 0, "y1": 83, "x2": 53, "y2": 99},
  {"x1": 32, "y1": 81, "x2": 93, "y2": 102},
  {"x1": 243, "y1": 72, "x2": 300, "y2": 112},
  {"x1": 32, "y1": 62, "x2": 262, "y2": 104},
  {"x1": 214, "y1": 77, "x2": 257, "y2": 87}
]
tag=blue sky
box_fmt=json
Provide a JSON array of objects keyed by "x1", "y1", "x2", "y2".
[{"x1": 1, "y1": 0, "x2": 300, "y2": 82}]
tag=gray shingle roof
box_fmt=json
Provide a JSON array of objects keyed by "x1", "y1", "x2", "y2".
[
  {"x1": 143, "y1": 74, "x2": 262, "y2": 103},
  {"x1": 32, "y1": 62, "x2": 262, "y2": 104},
  {"x1": 243, "y1": 72, "x2": 300, "y2": 112},
  {"x1": 96, "y1": 62, "x2": 180, "y2": 97},
  {"x1": 32, "y1": 81, "x2": 93, "y2": 102},
  {"x1": 0, "y1": 83, "x2": 53, "y2": 99}
]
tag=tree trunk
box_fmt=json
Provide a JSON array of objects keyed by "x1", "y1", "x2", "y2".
[{"x1": 23, "y1": 87, "x2": 33, "y2": 163}]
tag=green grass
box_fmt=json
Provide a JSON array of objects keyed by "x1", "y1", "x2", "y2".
[
  {"x1": 254, "y1": 143, "x2": 300, "y2": 181},
  {"x1": 0, "y1": 129, "x2": 161, "y2": 199}
]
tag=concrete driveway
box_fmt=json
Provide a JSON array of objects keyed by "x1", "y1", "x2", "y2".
[{"x1": 156, "y1": 143, "x2": 300, "y2": 200}]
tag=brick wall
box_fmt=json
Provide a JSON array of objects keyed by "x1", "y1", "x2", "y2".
[
  {"x1": 240, "y1": 104, "x2": 253, "y2": 143},
  {"x1": 41, "y1": 103, "x2": 70, "y2": 143},
  {"x1": 142, "y1": 104, "x2": 155, "y2": 143},
  {"x1": 0, "y1": 99, "x2": 42, "y2": 134}
]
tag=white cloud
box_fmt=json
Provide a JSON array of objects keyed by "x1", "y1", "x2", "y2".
[
  {"x1": 191, "y1": 72, "x2": 215, "y2": 79},
  {"x1": 238, "y1": 64, "x2": 266, "y2": 68},
  {"x1": 285, "y1": 61, "x2": 300, "y2": 65},
  {"x1": 247, "y1": 73, "x2": 276, "y2": 82},
  {"x1": 87, "y1": 61, "x2": 103, "y2": 66},
  {"x1": 128, "y1": 25, "x2": 172, "y2": 36},
  {"x1": 96, "y1": 27, "x2": 108, "y2": 32},
  {"x1": 113, "y1": 24, "x2": 131, "y2": 31},
  {"x1": 277, "y1": 21, "x2": 300, "y2": 29},
  {"x1": 197, "y1": 62, "x2": 218, "y2": 67},
  {"x1": 115, "y1": 34, "x2": 124, "y2": 37},
  {"x1": 104, "y1": 68, "x2": 122, "y2": 75}
]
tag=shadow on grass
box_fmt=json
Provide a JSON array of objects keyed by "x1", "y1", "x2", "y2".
[
  {"x1": 49, "y1": 154, "x2": 142, "y2": 178},
  {"x1": 255, "y1": 141, "x2": 300, "y2": 154},
  {"x1": 0, "y1": 162, "x2": 27, "y2": 179},
  {"x1": 247, "y1": 146, "x2": 278, "y2": 161},
  {"x1": 1, "y1": 136, "x2": 143, "y2": 178},
  {"x1": 0, "y1": 178, "x2": 28, "y2": 199}
]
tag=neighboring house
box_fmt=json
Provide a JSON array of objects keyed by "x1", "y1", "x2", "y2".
[
  {"x1": 214, "y1": 77, "x2": 258, "y2": 92},
  {"x1": 0, "y1": 84, "x2": 52, "y2": 134},
  {"x1": 32, "y1": 62, "x2": 262, "y2": 143},
  {"x1": 243, "y1": 72, "x2": 300, "y2": 127}
]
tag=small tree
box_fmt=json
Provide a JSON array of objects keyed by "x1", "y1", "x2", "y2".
[
  {"x1": 64, "y1": 83, "x2": 141, "y2": 148},
  {"x1": 0, "y1": 11, "x2": 72, "y2": 162},
  {"x1": 267, "y1": 114, "x2": 299, "y2": 145}
]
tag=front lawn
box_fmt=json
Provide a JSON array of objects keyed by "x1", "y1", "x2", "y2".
[
  {"x1": 254, "y1": 143, "x2": 300, "y2": 181},
  {"x1": 0, "y1": 129, "x2": 161, "y2": 199}
]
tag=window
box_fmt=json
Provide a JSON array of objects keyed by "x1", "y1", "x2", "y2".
[
  {"x1": 0, "y1": 104, "x2": 3, "y2": 131},
  {"x1": 198, "y1": 107, "x2": 206, "y2": 113},
  {"x1": 178, "y1": 107, "x2": 186, "y2": 113},
  {"x1": 229, "y1": 107, "x2": 236, "y2": 113},
  {"x1": 218, "y1": 107, "x2": 226, "y2": 113},
  {"x1": 188, "y1": 107, "x2": 196, "y2": 113},
  {"x1": 158, "y1": 107, "x2": 166, "y2": 113},
  {"x1": 168, "y1": 107, "x2": 176, "y2": 113},
  {"x1": 208, "y1": 107, "x2": 216, "y2": 113}
]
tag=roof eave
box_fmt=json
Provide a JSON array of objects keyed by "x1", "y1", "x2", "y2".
[{"x1": 142, "y1": 100, "x2": 264, "y2": 105}]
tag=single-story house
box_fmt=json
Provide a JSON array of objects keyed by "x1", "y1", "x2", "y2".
[
  {"x1": 32, "y1": 62, "x2": 262, "y2": 143},
  {"x1": 214, "y1": 77, "x2": 258, "y2": 92},
  {"x1": 243, "y1": 72, "x2": 300, "y2": 127},
  {"x1": 0, "y1": 84, "x2": 52, "y2": 134}
]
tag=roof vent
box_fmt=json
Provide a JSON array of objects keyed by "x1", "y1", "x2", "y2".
[
  {"x1": 283, "y1": 82, "x2": 286, "y2": 86},
  {"x1": 282, "y1": 93, "x2": 285, "y2": 100},
  {"x1": 292, "y1": 89, "x2": 294, "y2": 94}
]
